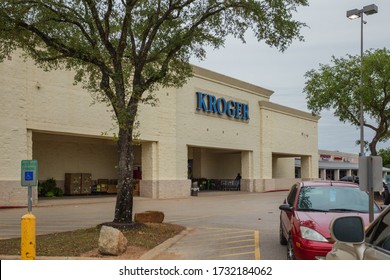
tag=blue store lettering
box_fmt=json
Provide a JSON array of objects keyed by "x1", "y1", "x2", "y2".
[{"x1": 195, "y1": 92, "x2": 249, "y2": 120}]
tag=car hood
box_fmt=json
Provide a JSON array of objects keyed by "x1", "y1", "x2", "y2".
[{"x1": 296, "y1": 211, "x2": 372, "y2": 239}]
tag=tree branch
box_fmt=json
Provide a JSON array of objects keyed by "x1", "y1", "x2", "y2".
[{"x1": 83, "y1": 0, "x2": 116, "y2": 58}]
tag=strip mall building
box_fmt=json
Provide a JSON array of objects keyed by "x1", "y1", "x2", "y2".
[{"x1": 0, "y1": 52, "x2": 320, "y2": 207}]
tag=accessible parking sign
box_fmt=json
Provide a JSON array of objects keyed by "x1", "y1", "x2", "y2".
[{"x1": 21, "y1": 160, "x2": 38, "y2": 187}]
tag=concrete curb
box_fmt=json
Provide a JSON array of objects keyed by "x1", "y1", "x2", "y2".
[{"x1": 139, "y1": 228, "x2": 192, "y2": 260}]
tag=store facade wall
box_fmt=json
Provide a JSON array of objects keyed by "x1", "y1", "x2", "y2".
[
  {"x1": 137, "y1": 66, "x2": 320, "y2": 197},
  {"x1": 0, "y1": 52, "x2": 119, "y2": 207},
  {"x1": 0, "y1": 51, "x2": 320, "y2": 206},
  {"x1": 255, "y1": 101, "x2": 319, "y2": 192},
  {"x1": 0, "y1": 54, "x2": 34, "y2": 207}
]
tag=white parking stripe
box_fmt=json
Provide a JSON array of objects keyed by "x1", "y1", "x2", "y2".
[{"x1": 167, "y1": 227, "x2": 260, "y2": 260}]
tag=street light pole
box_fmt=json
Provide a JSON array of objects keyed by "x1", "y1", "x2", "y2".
[
  {"x1": 347, "y1": 4, "x2": 378, "y2": 156},
  {"x1": 347, "y1": 4, "x2": 378, "y2": 222},
  {"x1": 360, "y1": 12, "x2": 364, "y2": 157}
]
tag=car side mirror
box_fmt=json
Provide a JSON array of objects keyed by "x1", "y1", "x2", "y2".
[
  {"x1": 330, "y1": 216, "x2": 365, "y2": 243},
  {"x1": 279, "y1": 204, "x2": 293, "y2": 212}
]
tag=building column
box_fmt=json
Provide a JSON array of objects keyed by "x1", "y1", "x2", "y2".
[
  {"x1": 27, "y1": 130, "x2": 38, "y2": 204},
  {"x1": 140, "y1": 141, "x2": 191, "y2": 199},
  {"x1": 301, "y1": 156, "x2": 312, "y2": 180},
  {"x1": 320, "y1": 169, "x2": 326, "y2": 180},
  {"x1": 140, "y1": 142, "x2": 159, "y2": 198},
  {"x1": 27, "y1": 130, "x2": 33, "y2": 160},
  {"x1": 334, "y1": 169, "x2": 340, "y2": 181},
  {"x1": 241, "y1": 151, "x2": 253, "y2": 192}
]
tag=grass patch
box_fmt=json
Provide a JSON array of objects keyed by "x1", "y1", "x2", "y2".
[{"x1": 0, "y1": 223, "x2": 185, "y2": 257}]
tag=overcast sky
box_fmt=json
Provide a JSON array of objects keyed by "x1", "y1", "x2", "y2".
[{"x1": 190, "y1": 0, "x2": 390, "y2": 155}]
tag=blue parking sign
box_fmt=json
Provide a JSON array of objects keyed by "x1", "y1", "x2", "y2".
[
  {"x1": 25, "y1": 172, "x2": 34, "y2": 181},
  {"x1": 21, "y1": 160, "x2": 38, "y2": 187}
]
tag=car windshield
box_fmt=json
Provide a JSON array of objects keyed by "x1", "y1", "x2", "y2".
[{"x1": 297, "y1": 185, "x2": 380, "y2": 213}]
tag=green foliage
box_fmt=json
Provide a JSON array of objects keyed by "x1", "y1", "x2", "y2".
[
  {"x1": 0, "y1": 1, "x2": 308, "y2": 112},
  {"x1": 304, "y1": 48, "x2": 390, "y2": 155},
  {"x1": 379, "y1": 148, "x2": 390, "y2": 168},
  {"x1": 38, "y1": 178, "x2": 64, "y2": 197}
]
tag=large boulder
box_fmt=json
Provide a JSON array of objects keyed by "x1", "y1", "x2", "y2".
[
  {"x1": 98, "y1": 226, "x2": 128, "y2": 256},
  {"x1": 134, "y1": 211, "x2": 165, "y2": 223}
]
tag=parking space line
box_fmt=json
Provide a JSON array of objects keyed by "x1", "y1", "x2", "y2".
[
  {"x1": 199, "y1": 230, "x2": 254, "y2": 237},
  {"x1": 254, "y1": 230, "x2": 260, "y2": 260},
  {"x1": 167, "y1": 226, "x2": 260, "y2": 260},
  {"x1": 177, "y1": 233, "x2": 253, "y2": 244},
  {"x1": 178, "y1": 244, "x2": 254, "y2": 255},
  {"x1": 217, "y1": 251, "x2": 256, "y2": 258}
]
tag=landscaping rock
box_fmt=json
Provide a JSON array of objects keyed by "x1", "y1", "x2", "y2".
[
  {"x1": 98, "y1": 226, "x2": 128, "y2": 256},
  {"x1": 134, "y1": 211, "x2": 165, "y2": 223}
]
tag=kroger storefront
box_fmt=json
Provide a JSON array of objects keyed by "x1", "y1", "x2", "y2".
[{"x1": 0, "y1": 52, "x2": 320, "y2": 206}]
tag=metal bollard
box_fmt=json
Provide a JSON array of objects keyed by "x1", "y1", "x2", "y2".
[{"x1": 21, "y1": 212, "x2": 36, "y2": 260}]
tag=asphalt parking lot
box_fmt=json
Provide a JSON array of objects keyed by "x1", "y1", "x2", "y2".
[{"x1": 0, "y1": 191, "x2": 288, "y2": 260}]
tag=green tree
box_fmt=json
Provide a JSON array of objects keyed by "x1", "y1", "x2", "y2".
[
  {"x1": 304, "y1": 48, "x2": 390, "y2": 156},
  {"x1": 0, "y1": 0, "x2": 308, "y2": 224},
  {"x1": 379, "y1": 148, "x2": 390, "y2": 168}
]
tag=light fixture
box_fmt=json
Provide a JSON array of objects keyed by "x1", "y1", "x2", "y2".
[
  {"x1": 347, "y1": 9, "x2": 360, "y2": 19},
  {"x1": 347, "y1": 4, "x2": 378, "y2": 19},
  {"x1": 363, "y1": 4, "x2": 378, "y2": 15}
]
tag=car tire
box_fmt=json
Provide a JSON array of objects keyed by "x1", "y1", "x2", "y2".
[
  {"x1": 279, "y1": 221, "x2": 287, "y2": 245},
  {"x1": 287, "y1": 236, "x2": 296, "y2": 260},
  {"x1": 384, "y1": 189, "x2": 390, "y2": 205}
]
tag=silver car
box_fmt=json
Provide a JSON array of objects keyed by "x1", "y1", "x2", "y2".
[{"x1": 326, "y1": 205, "x2": 390, "y2": 260}]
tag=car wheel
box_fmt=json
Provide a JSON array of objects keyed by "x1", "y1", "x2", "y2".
[
  {"x1": 287, "y1": 236, "x2": 296, "y2": 260},
  {"x1": 384, "y1": 189, "x2": 390, "y2": 205},
  {"x1": 279, "y1": 221, "x2": 287, "y2": 245}
]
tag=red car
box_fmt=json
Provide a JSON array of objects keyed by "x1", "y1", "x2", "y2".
[{"x1": 279, "y1": 181, "x2": 380, "y2": 260}]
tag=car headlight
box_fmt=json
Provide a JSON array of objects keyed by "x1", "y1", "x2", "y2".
[{"x1": 300, "y1": 226, "x2": 328, "y2": 242}]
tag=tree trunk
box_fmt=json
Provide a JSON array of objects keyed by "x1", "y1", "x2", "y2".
[
  {"x1": 369, "y1": 134, "x2": 379, "y2": 156},
  {"x1": 113, "y1": 124, "x2": 134, "y2": 223}
]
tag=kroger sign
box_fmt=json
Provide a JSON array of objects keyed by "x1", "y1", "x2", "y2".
[{"x1": 195, "y1": 92, "x2": 249, "y2": 121}]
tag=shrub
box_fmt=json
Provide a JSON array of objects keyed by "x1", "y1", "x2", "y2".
[{"x1": 38, "y1": 178, "x2": 63, "y2": 197}]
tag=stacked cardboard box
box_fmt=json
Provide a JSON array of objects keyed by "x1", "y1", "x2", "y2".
[
  {"x1": 64, "y1": 173, "x2": 81, "y2": 195},
  {"x1": 80, "y1": 173, "x2": 92, "y2": 194},
  {"x1": 65, "y1": 173, "x2": 92, "y2": 195},
  {"x1": 133, "y1": 180, "x2": 140, "y2": 196},
  {"x1": 107, "y1": 179, "x2": 118, "y2": 194},
  {"x1": 93, "y1": 179, "x2": 108, "y2": 193}
]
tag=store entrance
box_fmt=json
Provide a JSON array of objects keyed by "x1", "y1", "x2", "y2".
[
  {"x1": 188, "y1": 146, "x2": 242, "y2": 191},
  {"x1": 33, "y1": 132, "x2": 143, "y2": 197}
]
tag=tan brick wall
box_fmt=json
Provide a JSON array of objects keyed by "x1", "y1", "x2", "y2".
[{"x1": 0, "y1": 181, "x2": 38, "y2": 207}]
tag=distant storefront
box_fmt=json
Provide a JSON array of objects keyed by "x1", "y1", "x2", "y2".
[{"x1": 296, "y1": 150, "x2": 390, "y2": 180}]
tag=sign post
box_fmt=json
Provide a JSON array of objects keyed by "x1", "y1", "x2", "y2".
[
  {"x1": 20, "y1": 160, "x2": 38, "y2": 260},
  {"x1": 359, "y1": 156, "x2": 383, "y2": 222}
]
